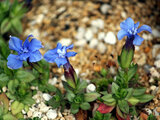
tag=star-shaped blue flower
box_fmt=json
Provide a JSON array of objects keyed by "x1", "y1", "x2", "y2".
[
  {"x1": 7, "y1": 35, "x2": 43, "y2": 69},
  {"x1": 117, "y1": 17, "x2": 152, "y2": 46},
  {"x1": 44, "y1": 43, "x2": 77, "y2": 67}
]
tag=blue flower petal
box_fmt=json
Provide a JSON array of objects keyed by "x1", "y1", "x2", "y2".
[
  {"x1": 137, "y1": 25, "x2": 152, "y2": 33},
  {"x1": 23, "y1": 35, "x2": 33, "y2": 49},
  {"x1": 54, "y1": 58, "x2": 67, "y2": 67},
  {"x1": 120, "y1": 17, "x2": 134, "y2": 31},
  {"x1": 66, "y1": 52, "x2": 77, "y2": 57},
  {"x1": 44, "y1": 49, "x2": 59, "y2": 63},
  {"x1": 29, "y1": 38, "x2": 43, "y2": 52},
  {"x1": 57, "y1": 43, "x2": 62, "y2": 49},
  {"x1": 29, "y1": 50, "x2": 42, "y2": 62},
  {"x1": 7, "y1": 54, "x2": 23, "y2": 69},
  {"x1": 134, "y1": 22, "x2": 139, "y2": 29},
  {"x1": 117, "y1": 30, "x2": 128, "y2": 40},
  {"x1": 18, "y1": 53, "x2": 30, "y2": 61},
  {"x1": 133, "y1": 35, "x2": 144, "y2": 46},
  {"x1": 9, "y1": 36, "x2": 22, "y2": 52},
  {"x1": 67, "y1": 44, "x2": 74, "y2": 50}
]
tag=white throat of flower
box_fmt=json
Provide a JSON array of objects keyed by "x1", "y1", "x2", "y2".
[
  {"x1": 128, "y1": 27, "x2": 137, "y2": 35},
  {"x1": 57, "y1": 47, "x2": 66, "y2": 58}
]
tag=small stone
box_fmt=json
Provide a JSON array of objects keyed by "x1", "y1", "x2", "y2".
[
  {"x1": 59, "y1": 38, "x2": 72, "y2": 46},
  {"x1": 144, "y1": 108, "x2": 152, "y2": 115},
  {"x1": 36, "y1": 14, "x2": 44, "y2": 24},
  {"x1": 135, "y1": 46, "x2": 140, "y2": 51},
  {"x1": 61, "y1": 75, "x2": 66, "y2": 81},
  {"x1": 48, "y1": 77, "x2": 57, "y2": 85},
  {"x1": 42, "y1": 116, "x2": 48, "y2": 120},
  {"x1": 22, "y1": 109, "x2": 26, "y2": 114},
  {"x1": 150, "y1": 85, "x2": 157, "y2": 91},
  {"x1": 74, "y1": 39, "x2": 87, "y2": 47},
  {"x1": 43, "y1": 93, "x2": 52, "y2": 101},
  {"x1": 104, "y1": 32, "x2": 116, "y2": 45},
  {"x1": 39, "y1": 102, "x2": 50, "y2": 113},
  {"x1": 84, "y1": 29, "x2": 93, "y2": 41},
  {"x1": 91, "y1": 19, "x2": 104, "y2": 29},
  {"x1": 75, "y1": 27, "x2": 85, "y2": 40},
  {"x1": 100, "y1": 4, "x2": 111, "y2": 14},
  {"x1": 89, "y1": 38, "x2": 98, "y2": 48},
  {"x1": 152, "y1": 29, "x2": 160, "y2": 38},
  {"x1": 154, "y1": 60, "x2": 160, "y2": 68},
  {"x1": 153, "y1": 108, "x2": 159, "y2": 116},
  {"x1": 2, "y1": 86, "x2": 7, "y2": 92},
  {"x1": 65, "y1": 115, "x2": 75, "y2": 120},
  {"x1": 150, "y1": 67, "x2": 160, "y2": 78},
  {"x1": 86, "y1": 84, "x2": 96, "y2": 93},
  {"x1": 97, "y1": 42, "x2": 107, "y2": 54},
  {"x1": 27, "y1": 110, "x2": 33, "y2": 117},
  {"x1": 156, "y1": 107, "x2": 160, "y2": 113},
  {"x1": 98, "y1": 32, "x2": 105, "y2": 41},
  {"x1": 32, "y1": 111, "x2": 42, "y2": 118},
  {"x1": 121, "y1": 11, "x2": 127, "y2": 18},
  {"x1": 149, "y1": 77, "x2": 155, "y2": 83},
  {"x1": 46, "y1": 109, "x2": 57, "y2": 119}
]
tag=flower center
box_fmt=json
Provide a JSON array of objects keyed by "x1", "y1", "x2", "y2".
[
  {"x1": 57, "y1": 47, "x2": 66, "y2": 58},
  {"x1": 128, "y1": 27, "x2": 137, "y2": 35},
  {"x1": 23, "y1": 48, "x2": 29, "y2": 53}
]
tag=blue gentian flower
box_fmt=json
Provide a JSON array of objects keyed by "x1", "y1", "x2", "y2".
[
  {"x1": 7, "y1": 35, "x2": 43, "y2": 69},
  {"x1": 44, "y1": 43, "x2": 77, "y2": 67},
  {"x1": 117, "y1": 17, "x2": 152, "y2": 46}
]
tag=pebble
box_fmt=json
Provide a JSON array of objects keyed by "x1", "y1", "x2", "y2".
[
  {"x1": 32, "y1": 111, "x2": 42, "y2": 118},
  {"x1": 84, "y1": 29, "x2": 93, "y2": 41},
  {"x1": 156, "y1": 54, "x2": 160, "y2": 60},
  {"x1": 150, "y1": 85, "x2": 157, "y2": 91},
  {"x1": 74, "y1": 39, "x2": 87, "y2": 47},
  {"x1": 36, "y1": 14, "x2": 44, "y2": 24},
  {"x1": 59, "y1": 38, "x2": 72, "y2": 46},
  {"x1": 98, "y1": 32, "x2": 105, "y2": 41},
  {"x1": 91, "y1": 19, "x2": 104, "y2": 29},
  {"x1": 46, "y1": 109, "x2": 57, "y2": 119},
  {"x1": 152, "y1": 29, "x2": 160, "y2": 38},
  {"x1": 154, "y1": 60, "x2": 160, "y2": 68},
  {"x1": 39, "y1": 102, "x2": 50, "y2": 113},
  {"x1": 48, "y1": 77, "x2": 57, "y2": 85},
  {"x1": 104, "y1": 32, "x2": 117, "y2": 45},
  {"x1": 97, "y1": 42, "x2": 107, "y2": 54},
  {"x1": 100, "y1": 4, "x2": 111, "y2": 14},
  {"x1": 144, "y1": 108, "x2": 152, "y2": 115},
  {"x1": 121, "y1": 11, "x2": 127, "y2": 18},
  {"x1": 153, "y1": 108, "x2": 159, "y2": 116},
  {"x1": 2, "y1": 86, "x2": 7, "y2": 92},
  {"x1": 75, "y1": 27, "x2": 85, "y2": 40},
  {"x1": 89, "y1": 38, "x2": 98, "y2": 48},
  {"x1": 86, "y1": 84, "x2": 96, "y2": 93},
  {"x1": 42, "y1": 116, "x2": 48, "y2": 120},
  {"x1": 27, "y1": 110, "x2": 33, "y2": 118},
  {"x1": 42, "y1": 93, "x2": 52, "y2": 101},
  {"x1": 152, "y1": 45, "x2": 160, "y2": 58},
  {"x1": 150, "y1": 67, "x2": 160, "y2": 78}
]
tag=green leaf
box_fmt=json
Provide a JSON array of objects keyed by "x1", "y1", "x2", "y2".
[
  {"x1": 8, "y1": 79, "x2": 19, "y2": 94},
  {"x1": 118, "y1": 100, "x2": 129, "y2": 114},
  {"x1": 0, "y1": 73, "x2": 9, "y2": 88},
  {"x1": 71, "y1": 103, "x2": 79, "y2": 114},
  {"x1": 135, "y1": 94, "x2": 154, "y2": 103},
  {"x1": 125, "y1": 88, "x2": 133, "y2": 100},
  {"x1": 94, "y1": 111, "x2": 103, "y2": 120},
  {"x1": 46, "y1": 84, "x2": 57, "y2": 92},
  {"x1": 48, "y1": 98, "x2": 60, "y2": 109},
  {"x1": 80, "y1": 102, "x2": 90, "y2": 110},
  {"x1": 128, "y1": 64, "x2": 138, "y2": 81},
  {"x1": 103, "y1": 113, "x2": 111, "y2": 120},
  {"x1": 76, "y1": 80, "x2": 87, "y2": 92},
  {"x1": 102, "y1": 94, "x2": 115, "y2": 103},
  {"x1": 11, "y1": 101, "x2": 24, "y2": 115},
  {"x1": 111, "y1": 82, "x2": 119, "y2": 94},
  {"x1": 66, "y1": 90, "x2": 75, "y2": 102},
  {"x1": 16, "y1": 70, "x2": 35, "y2": 83},
  {"x1": 84, "y1": 92, "x2": 100, "y2": 102},
  {"x1": 22, "y1": 97, "x2": 35, "y2": 105},
  {"x1": 100, "y1": 68, "x2": 108, "y2": 77},
  {"x1": 1, "y1": 18, "x2": 11, "y2": 34},
  {"x1": 127, "y1": 97, "x2": 139, "y2": 105},
  {"x1": 11, "y1": 18, "x2": 22, "y2": 34},
  {"x1": 3, "y1": 113, "x2": 17, "y2": 120},
  {"x1": 133, "y1": 88, "x2": 146, "y2": 96},
  {"x1": 147, "y1": 114, "x2": 157, "y2": 120},
  {"x1": 129, "y1": 106, "x2": 137, "y2": 116}
]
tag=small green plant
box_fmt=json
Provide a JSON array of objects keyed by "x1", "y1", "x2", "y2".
[
  {"x1": 0, "y1": 0, "x2": 27, "y2": 35},
  {"x1": 90, "y1": 111, "x2": 112, "y2": 120}
]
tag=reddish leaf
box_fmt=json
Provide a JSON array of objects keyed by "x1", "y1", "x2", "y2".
[
  {"x1": 97, "y1": 103, "x2": 114, "y2": 114},
  {"x1": 116, "y1": 112, "x2": 130, "y2": 120},
  {"x1": 140, "y1": 112, "x2": 148, "y2": 120}
]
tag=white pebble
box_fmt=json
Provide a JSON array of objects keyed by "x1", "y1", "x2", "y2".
[
  {"x1": 59, "y1": 38, "x2": 72, "y2": 46},
  {"x1": 46, "y1": 109, "x2": 57, "y2": 119},
  {"x1": 39, "y1": 102, "x2": 50, "y2": 113},
  {"x1": 43, "y1": 93, "x2": 52, "y2": 101},
  {"x1": 2, "y1": 86, "x2": 7, "y2": 92},
  {"x1": 150, "y1": 67, "x2": 160, "y2": 78},
  {"x1": 48, "y1": 77, "x2": 57, "y2": 85},
  {"x1": 27, "y1": 110, "x2": 33, "y2": 117},
  {"x1": 91, "y1": 19, "x2": 104, "y2": 29},
  {"x1": 135, "y1": 46, "x2": 140, "y2": 51},
  {"x1": 42, "y1": 116, "x2": 48, "y2": 120},
  {"x1": 121, "y1": 11, "x2": 127, "y2": 18},
  {"x1": 86, "y1": 84, "x2": 96, "y2": 93},
  {"x1": 74, "y1": 39, "x2": 87, "y2": 47},
  {"x1": 98, "y1": 32, "x2": 105, "y2": 41},
  {"x1": 97, "y1": 42, "x2": 107, "y2": 54},
  {"x1": 104, "y1": 32, "x2": 117, "y2": 45},
  {"x1": 154, "y1": 60, "x2": 160, "y2": 68},
  {"x1": 32, "y1": 111, "x2": 42, "y2": 118},
  {"x1": 100, "y1": 4, "x2": 111, "y2": 14},
  {"x1": 89, "y1": 38, "x2": 98, "y2": 48},
  {"x1": 152, "y1": 29, "x2": 160, "y2": 38},
  {"x1": 84, "y1": 29, "x2": 93, "y2": 41},
  {"x1": 150, "y1": 85, "x2": 157, "y2": 91}
]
